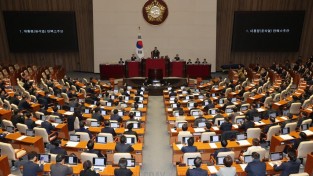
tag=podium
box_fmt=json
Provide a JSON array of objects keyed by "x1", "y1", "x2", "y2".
[
  {"x1": 126, "y1": 61, "x2": 141, "y2": 77},
  {"x1": 142, "y1": 58, "x2": 169, "y2": 77},
  {"x1": 170, "y1": 61, "x2": 186, "y2": 77},
  {"x1": 186, "y1": 64, "x2": 211, "y2": 78},
  {"x1": 99, "y1": 64, "x2": 125, "y2": 80}
]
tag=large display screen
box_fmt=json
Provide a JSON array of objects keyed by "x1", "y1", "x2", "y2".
[
  {"x1": 3, "y1": 11, "x2": 79, "y2": 52},
  {"x1": 231, "y1": 11, "x2": 305, "y2": 52}
]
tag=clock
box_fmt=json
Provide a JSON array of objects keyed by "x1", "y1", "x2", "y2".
[{"x1": 142, "y1": 0, "x2": 168, "y2": 25}]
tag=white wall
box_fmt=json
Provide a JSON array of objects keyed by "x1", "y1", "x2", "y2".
[{"x1": 93, "y1": 0, "x2": 217, "y2": 73}]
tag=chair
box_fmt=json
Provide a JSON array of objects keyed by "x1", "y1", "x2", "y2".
[
  {"x1": 200, "y1": 132, "x2": 216, "y2": 142},
  {"x1": 235, "y1": 85, "x2": 241, "y2": 91},
  {"x1": 80, "y1": 88, "x2": 87, "y2": 98},
  {"x1": 301, "y1": 119, "x2": 312, "y2": 126},
  {"x1": 257, "y1": 87, "x2": 262, "y2": 94},
  {"x1": 266, "y1": 125, "x2": 281, "y2": 142},
  {"x1": 75, "y1": 132, "x2": 91, "y2": 141},
  {"x1": 301, "y1": 99, "x2": 310, "y2": 109},
  {"x1": 125, "y1": 121, "x2": 140, "y2": 128},
  {"x1": 280, "y1": 90, "x2": 287, "y2": 101},
  {"x1": 289, "y1": 173, "x2": 309, "y2": 176},
  {"x1": 11, "y1": 104, "x2": 18, "y2": 111},
  {"x1": 80, "y1": 152, "x2": 98, "y2": 163},
  {"x1": 124, "y1": 134, "x2": 137, "y2": 144},
  {"x1": 225, "y1": 88, "x2": 232, "y2": 98},
  {"x1": 3, "y1": 100, "x2": 11, "y2": 111},
  {"x1": 217, "y1": 151, "x2": 235, "y2": 161},
  {"x1": 35, "y1": 112, "x2": 44, "y2": 119},
  {"x1": 214, "y1": 117, "x2": 225, "y2": 126},
  {"x1": 177, "y1": 132, "x2": 192, "y2": 143},
  {"x1": 285, "y1": 122, "x2": 297, "y2": 132},
  {"x1": 49, "y1": 153, "x2": 57, "y2": 163},
  {"x1": 263, "y1": 97, "x2": 273, "y2": 108},
  {"x1": 245, "y1": 148, "x2": 266, "y2": 161},
  {"x1": 273, "y1": 93, "x2": 281, "y2": 102},
  {"x1": 175, "y1": 120, "x2": 188, "y2": 128},
  {"x1": 86, "y1": 118, "x2": 97, "y2": 126},
  {"x1": 0, "y1": 142, "x2": 27, "y2": 169},
  {"x1": 242, "y1": 92, "x2": 250, "y2": 102},
  {"x1": 74, "y1": 117, "x2": 80, "y2": 130},
  {"x1": 190, "y1": 109, "x2": 202, "y2": 117},
  {"x1": 2, "y1": 119, "x2": 14, "y2": 129},
  {"x1": 34, "y1": 127, "x2": 57, "y2": 143},
  {"x1": 61, "y1": 93, "x2": 69, "y2": 104},
  {"x1": 16, "y1": 123, "x2": 28, "y2": 134},
  {"x1": 247, "y1": 128, "x2": 261, "y2": 139},
  {"x1": 49, "y1": 87, "x2": 54, "y2": 95},
  {"x1": 234, "y1": 116, "x2": 246, "y2": 124},
  {"x1": 183, "y1": 152, "x2": 201, "y2": 165},
  {"x1": 289, "y1": 103, "x2": 302, "y2": 115},
  {"x1": 98, "y1": 133, "x2": 114, "y2": 143},
  {"x1": 113, "y1": 153, "x2": 132, "y2": 165},
  {"x1": 297, "y1": 141, "x2": 313, "y2": 165}
]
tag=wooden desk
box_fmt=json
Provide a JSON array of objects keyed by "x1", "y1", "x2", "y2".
[
  {"x1": 305, "y1": 154, "x2": 313, "y2": 175},
  {"x1": 0, "y1": 108, "x2": 12, "y2": 120},
  {"x1": 89, "y1": 127, "x2": 145, "y2": 143},
  {"x1": 55, "y1": 123, "x2": 69, "y2": 139},
  {"x1": 0, "y1": 155, "x2": 10, "y2": 176},
  {"x1": 186, "y1": 64, "x2": 211, "y2": 79},
  {"x1": 5, "y1": 132, "x2": 45, "y2": 153}
]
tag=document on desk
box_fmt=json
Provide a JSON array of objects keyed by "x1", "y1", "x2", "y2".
[
  {"x1": 212, "y1": 126, "x2": 219, "y2": 131},
  {"x1": 17, "y1": 135, "x2": 27, "y2": 141},
  {"x1": 194, "y1": 128, "x2": 205, "y2": 133},
  {"x1": 167, "y1": 108, "x2": 173, "y2": 111},
  {"x1": 66, "y1": 141, "x2": 79, "y2": 147},
  {"x1": 51, "y1": 123, "x2": 59, "y2": 127},
  {"x1": 274, "y1": 102, "x2": 281, "y2": 106},
  {"x1": 207, "y1": 166, "x2": 218, "y2": 173},
  {"x1": 303, "y1": 130, "x2": 313, "y2": 136},
  {"x1": 280, "y1": 116, "x2": 288, "y2": 120},
  {"x1": 254, "y1": 121, "x2": 265, "y2": 125},
  {"x1": 232, "y1": 124, "x2": 239, "y2": 129},
  {"x1": 237, "y1": 140, "x2": 251, "y2": 146},
  {"x1": 279, "y1": 134, "x2": 294, "y2": 140},
  {"x1": 257, "y1": 108, "x2": 265, "y2": 112},
  {"x1": 35, "y1": 120, "x2": 43, "y2": 125},
  {"x1": 240, "y1": 164, "x2": 247, "y2": 171},
  {"x1": 268, "y1": 161, "x2": 282, "y2": 167},
  {"x1": 176, "y1": 144, "x2": 183, "y2": 150},
  {"x1": 209, "y1": 143, "x2": 217, "y2": 149},
  {"x1": 64, "y1": 111, "x2": 74, "y2": 116},
  {"x1": 171, "y1": 128, "x2": 177, "y2": 133}
]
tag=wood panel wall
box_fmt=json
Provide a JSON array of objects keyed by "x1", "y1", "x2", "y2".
[
  {"x1": 217, "y1": 0, "x2": 313, "y2": 70},
  {"x1": 0, "y1": 0, "x2": 94, "y2": 72}
]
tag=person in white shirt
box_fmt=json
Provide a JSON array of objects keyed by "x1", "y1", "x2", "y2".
[
  {"x1": 216, "y1": 155, "x2": 237, "y2": 176},
  {"x1": 243, "y1": 138, "x2": 262, "y2": 155}
]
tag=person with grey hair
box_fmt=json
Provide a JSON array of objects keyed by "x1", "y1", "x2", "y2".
[
  {"x1": 193, "y1": 111, "x2": 208, "y2": 127},
  {"x1": 50, "y1": 154, "x2": 73, "y2": 176},
  {"x1": 114, "y1": 158, "x2": 133, "y2": 176},
  {"x1": 41, "y1": 115, "x2": 55, "y2": 134}
]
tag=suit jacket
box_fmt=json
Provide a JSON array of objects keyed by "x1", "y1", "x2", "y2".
[
  {"x1": 50, "y1": 163, "x2": 73, "y2": 176},
  {"x1": 220, "y1": 121, "x2": 232, "y2": 132},
  {"x1": 114, "y1": 168, "x2": 133, "y2": 176},
  {"x1": 186, "y1": 167, "x2": 208, "y2": 176},
  {"x1": 110, "y1": 114, "x2": 123, "y2": 123},
  {"x1": 239, "y1": 121, "x2": 255, "y2": 131},
  {"x1": 101, "y1": 126, "x2": 117, "y2": 137},
  {"x1": 93, "y1": 113, "x2": 104, "y2": 122},
  {"x1": 151, "y1": 50, "x2": 160, "y2": 58},
  {"x1": 263, "y1": 123, "x2": 276, "y2": 134},
  {"x1": 22, "y1": 161, "x2": 43, "y2": 176},
  {"x1": 25, "y1": 118, "x2": 36, "y2": 130},
  {"x1": 194, "y1": 117, "x2": 208, "y2": 127},
  {"x1": 18, "y1": 99, "x2": 31, "y2": 110},
  {"x1": 124, "y1": 130, "x2": 138, "y2": 141},
  {"x1": 245, "y1": 159, "x2": 266, "y2": 176},
  {"x1": 181, "y1": 146, "x2": 198, "y2": 153},
  {"x1": 9, "y1": 97, "x2": 20, "y2": 106},
  {"x1": 115, "y1": 142, "x2": 134, "y2": 153},
  {"x1": 50, "y1": 146, "x2": 67, "y2": 155},
  {"x1": 80, "y1": 169, "x2": 100, "y2": 176},
  {"x1": 85, "y1": 149, "x2": 104, "y2": 157},
  {"x1": 273, "y1": 160, "x2": 301, "y2": 176},
  {"x1": 41, "y1": 121, "x2": 55, "y2": 134}
]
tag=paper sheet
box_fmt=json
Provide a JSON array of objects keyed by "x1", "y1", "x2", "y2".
[
  {"x1": 303, "y1": 130, "x2": 313, "y2": 136},
  {"x1": 35, "y1": 120, "x2": 43, "y2": 125},
  {"x1": 268, "y1": 161, "x2": 282, "y2": 167},
  {"x1": 240, "y1": 164, "x2": 247, "y2": 171},
  {"x1": 176, "y1": 144, "x2": 183, "y2": 150},
  {"x1": 212, "y1": 126, "x2": 219, "y2": 131},
  {"x1": 209, "y1": 143, "x2": 217, "y2": 148},
  {"x1": 51, "y1": 123, "x2": 59, "y2": 127},
  {"x1": 207, "y1": 166, "x2": 218, "y2": 173},
  {"x1": 167, "y1": 108, "x2": 173, "y2": 111},
  {"x1": 280, "y1": 116, "x2": 287, "y2": 120},
  {"x1": 279, "y1": 134, "x2": 294, "y2": 140},
  {"x1": 254, "y1": 121, "x2": 265, "y2": 125},
  {"x1": 171, "y1": 128, "x2": 177, "y2": 133},
  {"x1": 232, "y1": 124, "x2": 239, "y2": 129},
  {"x1": 64, "y1": 111, "x2": 74, "y2": 116},
  {"x1": 194, "y1": 128, "x2": 205, "y2": 133},
  {"x1": 17, "y1": 136, "x2": 27, "y2": 141},
  {"x1": 66, "y1": 141, "x2": 79, "y2": 147},
  {"x1": 237, "y1": 140, "x2": 251, "y2": 146}
]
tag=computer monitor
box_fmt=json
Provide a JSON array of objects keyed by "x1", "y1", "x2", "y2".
[
  {"x1": 209, "y1": 109, "x2": 216, "y2": 115},
  {"x1": 218, "y1": 99, "x2": 224, "y2": 104},
  {"x1": 69, "y1": 135, "x2": 80, "y2": 142},
  {"x1": 113, "y1": 89, "x2": 118, "y2": 94},
  {"x1": 241, "y1": 106, "x2": 248, "y2": 111},
  {"x1": 79, "y1": 99, "x2": 84, "y2": 103},
  {"x1": 182, "y1": 137, "x2": 190, "y2": 144},
  {"x1": 204, "y1": 101, "x2": 209, "y2": 106},
  {"x1": 84, "y1": 109, "x2": 90, "y2": 114},
  {"x1": 138, "y1": 103, "x2": 144, "y2": 108},
  {"x1": 98, "y1": 94, "x2": 102, "y2": 98},
  {"x1": 94, "y1": 101, "x2": 97, "y2": 105},
  {"x1": 26, "y1": 129, "x2": 35, "y2": 137},
  {"x1": 281, "y1": 127, "x2": 290, "y2": 135},
  {"x1": 65, "y1": 156, "x2": 78, "y2": 165},
  {"x1": 236, "y1": 133, "x2": 247, "y2": 141},
  {"x1": 6, "y1": 126, "x2": 14, "y2": 133},
  {"x1": 126, "y1": 158, "x2": 136, "y2": 167},
  {"x1": 236, "y1": 118, "x2": 245, "y2": 124},
  {"x1": 106, "y1": 102, "x2": 112, "y2": 107},
  {"x1": 301, "y1": 124, "x2": 309, "y2": 131},
  {"x1": 121, "y1": 103, "x2": 128, "y2": 108},
  {"x1": 173, "y1": 111, "x2": 179, "y2": 117},
  {"x1": 269, "y1": 112, "x2": 277, "y2": 118},
  {"x1": 110, "y1": 122, "x2": 119, "y2": 128},
  {"x1": 127, "y1": 86, "x2": 132, "y2": 90},
  {"x1": 211, "y1": 93, "x2": 216, "y2": 97},
  {"x1": 96, "y1": 136, "x2": 107, "y2": 144},
  {"x1": 55, "y1": 117, "x2": 62, "y2": 124},
  {"x1": 126, "y1": 137, "x2": 135, "y2": 145},
  {"x1": 191, "y1": 111, "x2": 200, "y2": 116},
  {"x1": 90, "y1": 121, "x2": 100, "y2": 127},
  {"x1": 101, "y1": 110, "x2": 106, "y2": 116},
  {"x1": 198, "y1": 95, "x2": 204, "y2": 99},
  {"x1": 255, "y1": 103, "x2": 260, "y2": 108},
  {"x1": 182, "y1": 90, "x2": 188, "y2": 94},
  {"x1": 210, "y1": 135, "x2": 221, "y2": 143},
  {"x1": 198, "y1": 122, "x2": 206, "y2": 128},
  {"x1": 177, "y1": 122, "x2": 187, "y2": 128},
  {"x1": 57, "y1": 105, "x2": 61, "y2": 110},
  {"x1": 38, "y1": 154, "x2": 51, "y2": 163},
  {"x1": 187, "y1": 158, "x2": 195, "y2": 166},
  {"x1": 40, "y1": 115, "x2": 46, "y2": 121},
  {"x1": 93, "y1": 157, "x2": 106, "y2": 167},
  {"x1": 244, "y1": 155, "x2": 253, "y2": 163},
  {"x1": 118, "y1": 111, "x2": 124, "y2": 116},
  {"x1": 216, "y1": 156, "x2": 225, "y2": 165},
  {"x1": 124, "y1": 96, "x2": 130, "y2": 101},
  {"x1": 270, "y1": 152, "x2": 283, "y2": 161},
  {"x1": 132, "y1": 123, "x2": 139, "y2": 129},
  {"x1": 218, "y1": 120, "x2": 225, "y2": 126},
  {"x1": 70, "y1": 107, "x2": 75, "y2": 112},
  {"x1": 225, "y1": 108, "x2": 233, "y2": 113},
  {"x1": 253, "y1": 116, "x2": 261, "y2": 122},
  {"x1": 168, "y1": 87, "x2": 172, "y2": 91},
  {"x1": 231, "y1": 97, "x2": 237, "y2": 102},
  {"x1": 187, "y1": 102, "x2": 194, "y2": 108},
  {"x1": 171, "y1": 104, "x2": 177, "y2": 108},
  {"x1": 135, "y1": 111, "x2": 142, "y2": 117}
]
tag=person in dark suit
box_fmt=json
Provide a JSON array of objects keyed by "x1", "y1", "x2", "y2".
[
  {"x1": 130, "y1": 54, "x2": 137, "y2": 61},
  {"x1": 67, "y1": 114, "x2": 76, "y2": 132},
  {"x1": 280, "y1": 113, "x2": 294, "y2": 128},
  {"x1": 22, "y1": 151, "x2": 44, "y2": 176},
  {"x1": 110, "y1": 109, "x2": 123, "y2": 123},
  {"x1": 24, "y1": 112, "x2": 36, "y2": 130},
  {"x1": 193, "y1": 112, "x2": 208, "y2": 127},
  {"x1": 41, "y1": 116, "x2": 55, "y2": 134},
  {"x1": 296, "y1": 111, "x2": 310, "y2": 128},
  {"x1": 274, "y1": 149, "x2": 300, "y2": 176},
  {"x1": 213, "y1": 140, "x2": 231, "y2": 159},
  {"x1": 220, "y1": 116, "x2": 232, "y2": 132},
  {"x1": 124, "y1": 123, "x2": 138, "y2": 141},
  {"x1": 115, "y1": 135, "x2": 134, "y2": 153},
  {"x1": 262, "y1": 117, "x2": 277, "y2": 134},
  {"x1": 151, "y1": 47, "x2": 160, "y2": 58},
  {"x1": 18, "y1": 95, "x2": 31, "y2": 110},
  {"x1": 118, "y1": 58, "x2": 124, "y2": 64},
  {"x1": 50, "y1": 139, "x2": 67, "y2": 155},
  {"x1": 50, "y1": 154, "x2": 73, "y2": 176},
  {"x1": 114, "y1": 158, "x2": 133, "y2": 176},
  {"x1": 76, "y1": 121, "x2": 92, "y2": 139},
  {"x1": 292, "y1": 132, "x2": 308, "y2": 150},
  {"x1": 194, "y1": 58, "x2": 201, "y2": 64},
  {"x1": 205, "y1": 122, "x2": 212, "y2": 132},
  {"x1": 239, "y1": 116, "x2": 255, "y2": 131},
  {"x1": 245, "y1": 152, "x2": 266, "y2": 176},
  {"x1": 173, "y1": 103, "x2": 183, "y2": 112},
  {"x1": 187, "y1": 59, "x2": 192, "y2": 64},
  {"x1": 80, "y1": 160, "x2": 100, "y2": 176},
  {"x1": 101, "y1": 120, "x2": 117, "y2": 137},
  {"x1": 92, "y1": 107, "x2": 104, "y2": 123},
  {"x1": 181, "y1": 137, "x2": 198, "y2": 153},
  {"x1": 212, "y1": 109, "x2": 225, "y2": 124},
  {"x1": 245, "y1": 103, "x2": 259, "y2": 120},
  {"x1": 85, "y1": 140, "x2": 104, "y2": 157},
  {"x1": 186, "y1": 157, "x2": 208, "y2": 176},
  {"x1": 9, "y1": 93, "x2": 20, "y2": 106},
  {"x1": 11, "y1": 109, "x2": 24, "y2": 128},
  {"x1": 174, "y1": 54, "x2": 180, "y2": 61}
]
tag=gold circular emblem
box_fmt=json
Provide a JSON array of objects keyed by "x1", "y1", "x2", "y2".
[{"x1": 143, "y1": 0, "x2": 168, "y2": 25}]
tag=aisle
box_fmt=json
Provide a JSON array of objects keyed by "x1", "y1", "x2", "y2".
[{"x1": 141, "y1": 96, "x2": 175, "y2": 176}]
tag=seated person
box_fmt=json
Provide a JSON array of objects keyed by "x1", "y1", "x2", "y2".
[
  {"x1": 24, "y1": 112, "x2": 36, "y2": 130},
  {"x1": 216, "y1": 155, "x2": 236, "y2": 176},
  {"x1": 280, "y1": 113, "x2": 294, "y2": 128},
  {"x1": 50, "y1": 139, "x2": 67, "y2": 156},
  {"x1": 213, "y1": 140, "x2": 231, "y2": 159},
  {"x1": 245, "y1": 152, "x2": 266, "y2": 176},
  {"x1": 75, "y1": 121, "x2": 92, "y2": 139},
  {"x1": 220, "y1": 116, "x2": 232, "y2": 132},
  {"x1": 50, "y1": 154, "x2": 73, "y2": 176},
  {"x1": 239, "y1": 116, "x2": 255, "y2": 131},
  {"x1": 80, "y1": 160, "x2": 100, "y2": 176},
  {"x1": 262, "y1": 117, "x2": 277, "y2": 134},
  {"x1": 296, "y1": 112, "x2": 310, "y2": 128},
  {"x1": 243, "y1": 138, "x2": 262, "y2": 155},
  {"x1": 127, "y1": 112, "x2": 141, "y2": 128},
  {"x1": 186, "y1": 157, "x2": 208, "y2": 176},
  {"x1": 205, "y1": 122, "x2": 212, "y2": 132},
  {"x1": 181, "y1": 137, "x2": 198, "y2": 153},
  {"x1": 273, "y1": 149, "x2": 301, "y2": 175},
  {"x1": 115, "y1": 135, "x2": 134, "y2": 153},
  {"x1": 22, "y1": 151, "x2": 44, "y2": 176},
  {"x1": 101, "y1": 120, "x2": 117, "y2": 137},
  {"x1": 193, "y1": 111, "x2": 208, "y2": 127},
  {"x1": 292, "y1": 132, "x2": 307, "y2": 150},
  {"x1": 41, "y1": 115, "x2": 56, "y2": 134},
  {"x1": 92, "y1": 107, "x2": 104, "y2": 122},
  {"x1": 212, "y1": 109, "x2": 225, "y2": 124},
  {"x1": 173, "y1": 103, "x2": 183, "y2": 112},
  {"x1": 85, "y1": 140, "x2": 104, "y2": 157},
  {"x1": 114, "y1": 158, "x2": 133, "y2": 176},
  {"x1": 110, "y1": 109, "x2": 123, "y2": 123},
  {"x1": 123, "y1": 123, "x2": 139, "y2": 142}
]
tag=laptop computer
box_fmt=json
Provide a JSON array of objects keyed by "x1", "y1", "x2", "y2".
[
  {"x1": 270, "y1": 152, "x2": 283, "y2": 161},
  {"x1": 132, "y1": 123, "x2": 139, "y2": 129},
  {"x1": 69, "y1": 135, "x2": 80, "y2": 142},
  {"x1": 218, "y1": 120, "x2": 225, "y2": 126},
  {"x1": 84, "y1": 109, "x2": 90, "y2": 114},
  {"x1": 209, "y1": 109, "x2": 216, "y2": 115},
  {"x1": 110, "y1": 122, "x2": 119, "y2": 128},
  {"x1": 55, "y1": 117, "x2": 62, "y2": 124},
  {"x1": 225, "y1": 108, "x2": 233, "y2": 113},
  {"x1": 126, "y1": 158, "x2": 136, "y2": 168},
  {"x1": 241, "y1": 106, "x2": 248, "y2": 111},
  {"x1": 57, "y1": 105, "x2": 61, "y2": 110},
  {"x1": 191, "y1": 111, "x2": 200, "y2": 116},
  {"x1": 168, "y1": 87, "x2": 172, "y2": 91},
  {"x1": 96, "y1": 136, "x2": 107, "y2": 144},
  {"x1": 118, "y1": 111, "x2": 124, "y2": 116},
  {"x1": 90, "y1": 121, "x2": 100, "y2": 127},
  {"x1": 182, "y1": 137, "x2": 190, "y2": 145},
  {"x1": 177, "y1": 122, "x2": 187, "y2": 128},
  {"x1": 171, "y1": 103, "x2": 177, "y2": 108},
  {"x1": 26, "y1": 129, "x2": 35, "y2": 137},
  {"x1": 65, "y1": 156, "x2": 78, "y2": 165},
  {"x1": 269, "y1": 112, "x2": 277, "y2": 118},
  {"x1": 301, "y1": 124, "x2": 309, "y2": 131},
  {"x1": 236, "y1": 117, "x2": 245, "y2": 124},
  {"x1": 211, "y1": 93, "x2": 216, "y2": 97},
  {"x1": 6, "y1": 126, "x2": 14, "y2": 133},
  {"x1": 93, "y1": 157, "x2": 106, "y2": 171},
  {"x1": 38, "y1": 154, "x2": 51, "y2": 163},
  {"x1": 135, "y1": 111, "x2": 142, "y2": 117},
  {"x1": 173, "y1": 111, "x2": 179, "y2": 117},
  {"x1": 40, "y1": 115, "x2": 46, "y2": 121},
  {"x1": 126, "y1": 137, "x2": 135, "y2": 145},
  {"x1": 120, "y1": 103, "x2": 128, "y2": 108},
  {"x1": 204, "y1": 101, "x2": 209, "y2": 106},
  {"x1": 243, "y1": 155, "x2": 253, "y2": 163},
  {"x1": 101, "y1": 110, "x2": 106, "y2": 116},
  {"x1": 198, "y1": 95, "x2": 204, "y2": 99},
  {"x1": 106, "y1": 102, "x2": 112, "y2": 107},
  {"x1": 187, "y1": 158, "x2": 196, "y2": 166},
  {"x1": 198, "y1": 122, "x2": 206, "y2": 128},
  {"x1": 187, "y1": 102, "x2": 194, "y2": 108},
  {"x1": 218, "y1": 99, "x2": 224, "y2": 104},
  {"x1": 124, "y1": 96, "x2": 130, "y2": 101},
  {"x1": 216, "y1": 156, "x2": 225, "y2": 165},
  {"x1": 253, "y1": 116, "x2": 261, "y2": 122},
  {"x1": 281, "y1": 127, "x2": 290, "y2": 135},
  {"x1": 236, "y1": 133, "x2": 247, "y2": 141},
  {"x1": 137, "y1": 103, "x2": 144, "y2": 108},
  {"x1": 210, "y1": 135, "x2": 221, "y2": 143},
  {"x1": 231, "y1": 97, "x2": 237, "y2": 102}
]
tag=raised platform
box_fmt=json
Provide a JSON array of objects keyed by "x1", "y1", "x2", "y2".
[{"x1": 124, "y1": 77, "x2": 188, "y2": 96}]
